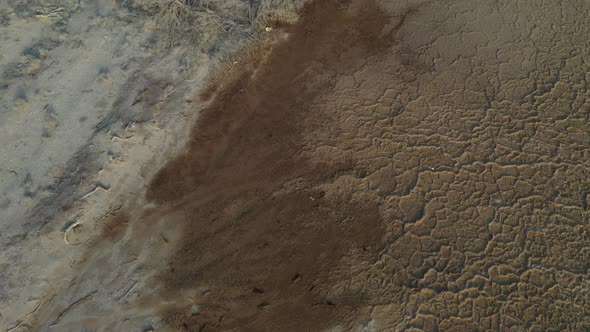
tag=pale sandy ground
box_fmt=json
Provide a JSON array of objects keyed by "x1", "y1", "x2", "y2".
[
  {"x1": 0, "y1": 0, "x2": 255, "y2": 330},
  {"x1": 1, "y1": 0, "x2": 589, "y2": 331}
]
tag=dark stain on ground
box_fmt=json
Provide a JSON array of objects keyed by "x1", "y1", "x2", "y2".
[{"x1": 142, "y1": 0, "x2": 395, "y2": 330}]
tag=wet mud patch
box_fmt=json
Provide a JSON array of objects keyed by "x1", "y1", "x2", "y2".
[
  {"x1": 158, "y1": 191, "x2": 382, "y2": 331},
  {"x1": 144, "y1": 0, "x2": 394, "y2": 329}
]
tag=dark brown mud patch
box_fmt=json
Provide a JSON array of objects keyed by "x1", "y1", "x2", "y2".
[{"x1": 142, "y1": 0, "x2": 396, "y2": 330}]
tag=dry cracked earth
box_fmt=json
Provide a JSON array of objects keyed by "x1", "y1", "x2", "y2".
[{"x1": 17, "y1": 0, "x2": 590, "y2": 331}]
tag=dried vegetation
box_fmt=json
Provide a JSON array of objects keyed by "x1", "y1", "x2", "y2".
[{"x1": 119, "y1": 0, "x2": 305, "y2": 97}]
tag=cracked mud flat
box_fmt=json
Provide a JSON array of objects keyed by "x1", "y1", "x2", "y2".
[{"x1": 2, "y1": 0, "x2": 590, "y2": 331}]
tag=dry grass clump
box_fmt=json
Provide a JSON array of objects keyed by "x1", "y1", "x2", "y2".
[
  {"x1": 255, "y1": 0, "x2": 301, "y2": 28},
  {"x1": 153, "y1": 0, "x2": 306, "y2": 50},
  {"x1": 158, "y1": 0, "x2": 193, "y2": 26},
  {"x1": 197, "y1": 0, "x2": 307, "y2": 99},
  {"x1": 156, "y1": 0, "x2": 250, "y2": 49},
  {"x1": 125, "y1": 0, "x2": 307, "y2": 98}
]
